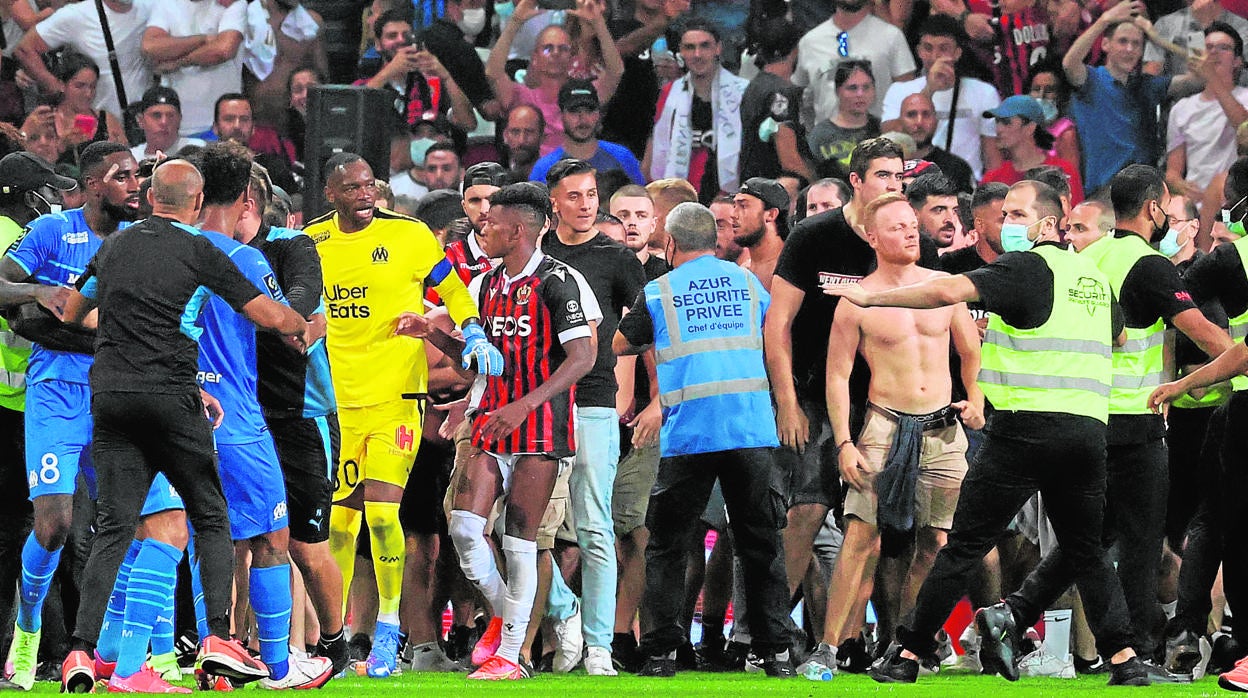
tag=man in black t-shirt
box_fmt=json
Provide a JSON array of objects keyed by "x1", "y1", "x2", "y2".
[
  {"x1": 765, "y1": 137, "x2": 939, "y2": 630},
  {"x1": 58, "y1": 160, "x2": 308, "y2": 690},
  {"x1": 1156, "y1": 159, "x2": 1248, "y2": 674},
  {"x1": 541, "y1": 160, "x2": 646, "y2": 673},
  {"x1": 939, "y1": 182, "x2": 1006, "y2": 443},
  {"x1": 739, "y1": 19, "x2": 806, "y2": 182}
]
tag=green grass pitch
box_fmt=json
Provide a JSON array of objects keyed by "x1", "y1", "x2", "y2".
[{"x1": 30, "y1": 670, "x2": 1234, "y2": 696}]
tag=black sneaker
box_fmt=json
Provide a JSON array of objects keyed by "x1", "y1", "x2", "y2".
[
  {"x1": 637, "y1": 653, "x2": 677, "y2": 678},
  {"x1": 1074, "y1": 653, "x2": 1108, "y2": 674},
  {"x1": 1141, "y1": 658, "x2": 1193, "y2": 683},
  {"x1": 348, "y1": 632, "x2": 372, "y2": 663},
  {"x1": 317, "y1": 633, "x2": 352, "y2": 676},
  {"x1": 1107, "y1": 656, "x2": 1151, "y2": 686},
  {"x1": 536, "y1": 651, "x2": 554, "y2": 674},
  {"x1": 35, "y1": 660, "x2": 59, "y2": 683},
  {"x1": 613, "y1": 632, "x2": 642, "y2": 673},
  {"x1": 695, "y1": 636, "x2": 735, "y2": 672},
  {"x1": 676, "y1": 641, "x2": 698, "y2": 670},
  {"x1": 175, "y1": 632, "x2": 200, "y2": 668},
  {"x1": 759, "y1": 650, "x2": 796, "y2": 678},
  {"x1": 1211, "y1": 634, "x2": 1246, "y2": 676},
  {"x1": 975, "y1": 603, "x2": 1020, "y2": 681},
  {"x1": 837, "y1": 635, "x2": 873, "y2": 674},
  {"x1": 868, "y1": 644, "x2": 919, "y2": 684},
  {"x1": 445, "y1": 624, "x2": 473, "y2": 662}
]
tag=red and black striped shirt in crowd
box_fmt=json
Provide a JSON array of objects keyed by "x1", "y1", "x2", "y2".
[
  {"x1": 426, "y1": 233, "x2": 492, "y2": 306},
  {"x1": 470, "y1": 253, "x2": 591, "y2": 458}
]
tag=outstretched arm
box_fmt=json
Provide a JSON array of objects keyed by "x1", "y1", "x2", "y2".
[{"x1": 823, "y1": 274, "x2": 979, "y2": 309}]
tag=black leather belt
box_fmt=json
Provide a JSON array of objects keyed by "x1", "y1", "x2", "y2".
[{"x1": 869, "y1": 403, "x2": 958, "y2": 432}]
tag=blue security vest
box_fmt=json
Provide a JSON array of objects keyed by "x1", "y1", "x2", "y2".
[{"x1": 646, "y1": 254, "x2": 779, "y2": 457}]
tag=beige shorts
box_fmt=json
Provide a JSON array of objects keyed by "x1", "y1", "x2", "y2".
[
  {"x1": 536, "y1": 465, "x2": 573, "y2": 550},
  {"x1": 445, "y1": 417, "x2": 570, "y2": 549},
  {"x1": 444, "y1": 419, "x2": 502, "y2": 533},
  {"x1": 612, "y1": 442, "x2": 661, "y2": 536},
  {"x1": 843, "y1": 407, "x2": 968, "y2": 530}
]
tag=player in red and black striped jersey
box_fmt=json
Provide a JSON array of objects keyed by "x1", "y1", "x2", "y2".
[{"x1": 446, "y1": 183, "x2": 596, "y2": 681}]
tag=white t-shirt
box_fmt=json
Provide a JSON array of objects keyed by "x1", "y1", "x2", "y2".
[
  {"x1": 389, "y1": 171, "x2": 430, "y2": 201},
  {"x1": 148, "y1": 0, "x2": 247, "y2": 136},
  {"x1": 130, "y1": 136, "x2": 206, "y2": 162},
  {"x1": 793, "y1": 14, "x2": 915, "y2": 121},
  {"x1": 882, "y1": 76, "x2": 1000, "y2": 180},
  {"x1": 2, "y1": 0, "x2": 37, "y2": 58},
  {"x1": 35, "y1": 0, "x2": 154, "y2": 118},
  {"x1": 1167, "y1": 86, "x2": 1248, "y2": 194}
]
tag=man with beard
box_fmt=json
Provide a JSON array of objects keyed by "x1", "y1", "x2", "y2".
[
  {"x1": 731, "y1": 178, "x2": 788, "y2": 289},
  {"x1": 907, "y1": 170, "x2": 962, "y2": 250},
  {"x1": 529, "y1": 81, "x2": 644, "y2": 186},
  {"x1": 197, "y1": 94, "x2": 299, "y2": 195},
  {"x1": 611, "y1": 185, "x2": 667, "y2": 280},
  {"x1": 502, "y1": 105, "x2": 544, "y2": 182},
  {"x1": 897, "y1": 93, "x2": 974, "y2": 194},
  {"x1": 766, "y1": 138, "x2": 940, "y2": 659},
  {"x1": 0, "y1": 143, "x2": 198, "y2": 690}
]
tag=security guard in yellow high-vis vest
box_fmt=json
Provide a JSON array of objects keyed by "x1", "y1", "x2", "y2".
[{"x1": 1007, "y1": 165, "x2": 1230, "y2": 674}]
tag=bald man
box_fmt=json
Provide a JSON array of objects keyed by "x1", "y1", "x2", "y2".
[{"x1": 58, "y1": 158, "x2": 307, "y2": 692}]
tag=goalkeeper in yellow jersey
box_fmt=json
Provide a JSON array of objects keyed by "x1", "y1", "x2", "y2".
[{"x1": 304, "y1": 153, "x2": 503, "y2": 679}]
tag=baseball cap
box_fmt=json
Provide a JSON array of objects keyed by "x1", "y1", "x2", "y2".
[
  {"x1": 558, "y1": 79, "x2": 600, "y2": 112},
  {"x1": 0, "y1": 152, "x2": 78, "y2": 195},
  {"x1": 903, "y1": 159, "x2": 937, "y2": 178},
  {"x1": 738, "y1": 177, "x2": 789, "y2": 212},
  {"x1": 137, "y1": 86, "x2": 182, "y2": 114},
  {"x1": 984, "y1": 95, "x2": 1045, "y2": 124},
  {"x1": 461, "y1": 161, "x2": 508, "y2": 193}
]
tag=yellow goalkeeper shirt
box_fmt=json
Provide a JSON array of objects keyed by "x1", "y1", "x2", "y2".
[{"x1": 305, "y1": 208, "x2": 479, "y2": 408}]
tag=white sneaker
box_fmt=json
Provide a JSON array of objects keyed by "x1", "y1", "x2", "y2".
[
  {"x1": 552, "y1": 603, "x2": 584, "y2": 673},
  {"x1": 955, "y1": 624, "x2": 982, "y2": 673},
  {"x1": 259, "y1": 653, "x2": 335, "y2": 689},
  {"x1": 406, "y1": 642, "x2": 466, "y2": 672},
  {"x1": 1017, "y1": 645, "x2": 1076, "y2": 679},
  {"x1": 584, "y1": 647, "x2": 618, "y2": 676}
]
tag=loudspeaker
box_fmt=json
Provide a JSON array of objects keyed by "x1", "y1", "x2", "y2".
[{"x1": 303, "y1": 85, "x2": 394, "y2": 221}]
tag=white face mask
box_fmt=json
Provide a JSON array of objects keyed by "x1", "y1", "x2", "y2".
[
  {"x1": 28, "y1": 190, "x2": 61, "y2": 216},
  {"x1": 458, "y1": 8, "x2": 488, "y2": 37}
]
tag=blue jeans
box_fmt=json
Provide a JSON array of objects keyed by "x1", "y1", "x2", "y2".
[{"x1": 570, "y1": 406, "x2": 620, "y2": 649}]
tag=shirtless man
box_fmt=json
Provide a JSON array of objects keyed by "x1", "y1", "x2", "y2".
[{"x1": 798, "y1": 192, "x2": 985, "y2": 681}]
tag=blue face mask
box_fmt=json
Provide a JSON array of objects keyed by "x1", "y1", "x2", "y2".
[
  {"x1": 1037, "y1": 98, "x2": 1059, "y2": 124},
  {"x1": 409, "y1": 137, "x2": 437, "y2": 167},
  {"x1": 1158, "y1": 228, "x2": 1183, "y2": 257},
  {"x1": 1000, "y1": 221, "x2": 1036, "y2": 252}
]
